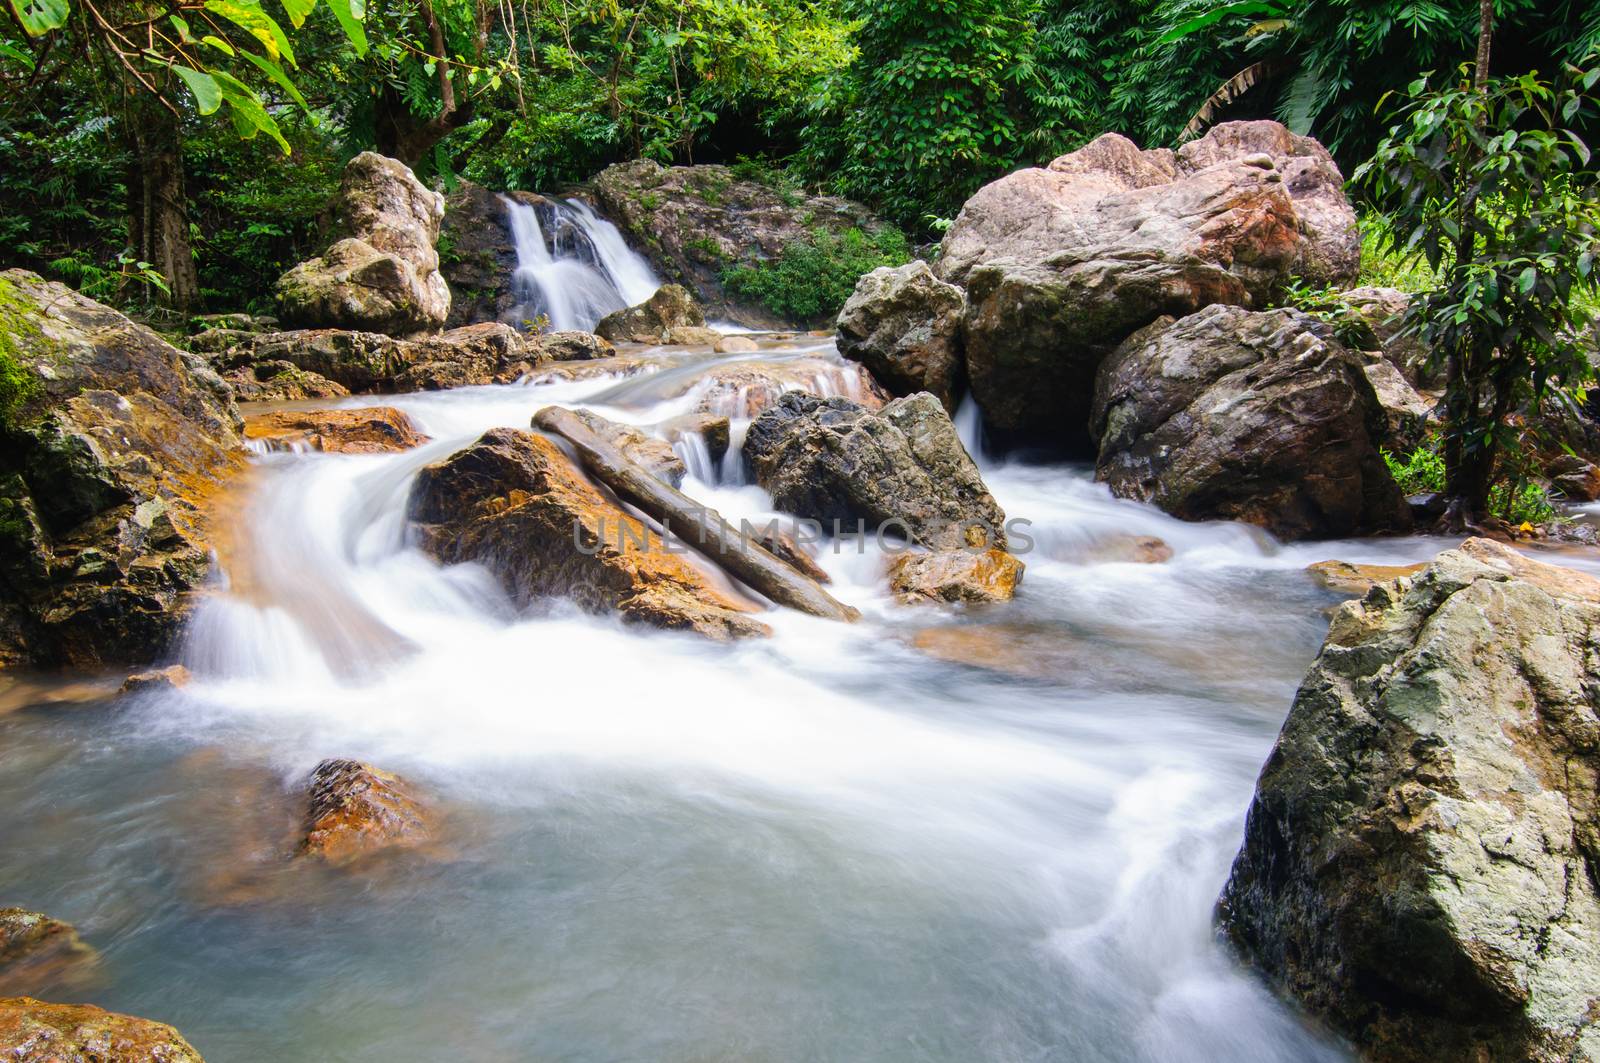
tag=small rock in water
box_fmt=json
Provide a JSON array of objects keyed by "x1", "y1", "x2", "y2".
[
  {"x1": 663, "y1": 325, "x2": 722, "y2": 347},
  {"x1": 118, "y1": 665, "x2": 191, "y2": 697},
  {"x1": 757, "y1": 530, "x2": 831, "y2": 584},
  {"x1": 0, "y1": 909, "x2": 99, "y2": 994},
  {"x1": 1305, "y1": 559, "x2": 1427, "y2": 596},
  {"x1": 714, "y1": 335, "x2": 759, "y2": 354},
  {"x1": 0, "y1": 998, "x2": 205, "y2": 1062},
  {"x1": 888, "y1": 549, "x2": 1023, "y2": 604},
  {"x1": 298, "y1": 759, "x2": 431, "y2": 867}
]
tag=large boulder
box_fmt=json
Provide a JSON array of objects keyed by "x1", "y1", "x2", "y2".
[
  {"x1": 743, "y1": 392, "x2": 1008, "y2": 552},
  {"x1": 275, "y1": 152, "x2": 450, "y2": 335},
  {"x1": 0, "y1": 999, "x2": 205, "y2": 1062},
  {"x1": 1220, "y1": 538, "x2": 1600, "y2": 1061},
  {"x1": 0, "y1": 270, "x2": 243, "y2": 668},
  {"x1": 594, "y1": 284, "x2": 705, "y2": 344},
  {"x1": 592, "y1": 159, "x2": 893, "y2": 327},
  {"x1": 940, "y1": 122, "x2": 1352, "y2": 447},
  {"x1": 1089, "y1": 304, "x2": 1410, "y2": 540},
  {"x1": 408, "y1": 428, "x2": 769, "y2": 639},
  {"x1": 836, "y1": 261, "x2": 965, "y2": 411},
  {"x1": 242, "y1": 407, "x2": 429, "y2": 454}
]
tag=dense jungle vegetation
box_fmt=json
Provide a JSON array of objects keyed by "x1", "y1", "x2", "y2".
[{"x1": 2, "y1": 0, "x2": 1594, "y2": 318}]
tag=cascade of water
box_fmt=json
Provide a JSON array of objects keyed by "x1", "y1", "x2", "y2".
[
  {"x1": 953, "y1": 393, "x2": 989, "y2": 469},
  {"x1": 502, "y1": 196, "x2": 662, "y2": 332}
]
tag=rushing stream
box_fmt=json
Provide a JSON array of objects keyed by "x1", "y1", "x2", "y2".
[{"x1": 4, "y1": 328, "x2": 1567, "y2": 1061}]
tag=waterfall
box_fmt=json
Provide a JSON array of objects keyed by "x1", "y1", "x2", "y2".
[{"x1": 502, "y1": 196, "x2": 662, "y2": 332}]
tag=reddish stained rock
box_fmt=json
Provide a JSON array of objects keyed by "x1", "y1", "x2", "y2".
[
  {"x1": 118, "y1": 665, "x2": 191, "y2": 696},
  {"x1": 243, "y1": 407, "x2": 429, "y2": 454},
  {"x1": 0, "y1": 911, "x2": 98, "y2": 996},
  {"x1": 888, "y1": 548, "x2": 1023, "y2": 604},
  {"x1": 298, "y1": 758, "x2": 431, "y2": 867}
]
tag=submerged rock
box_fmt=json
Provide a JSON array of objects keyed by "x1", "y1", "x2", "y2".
[
  {"x1": 0, "y1": 270, "x2": 244, "y2": 669},
  {"x1": 0, "y1": 910, "x2": 98, "y2": 994},
  {"x1": 408, "y1": 428, "x2": 769, "y2": 639},
  {"x1": 660, "y1": 413, "x2": 731, "y2": 468},
  {"x1": 1220, "y1": 538, "x2": 1600, "y2": 1061},
  {"x1": 836, "y1": 260, "x2": 965, "y2": 411},
  {"x1": 298, "y1": 758, "x2": 431, "y2": 867},
  {"x1": 595, "y1": 284, "x2": 705, "y2": 344},
  {"x1": 1090, "y1": 304, "x2": 1409, "y2": 540},
  {"x1": 118, "y1": 664, "x2": 191, "y2": 696},
  {"x1": 592, "y1": 158, "x2": 892, "y2": 326},
  {"x1": 0, "y1": 998, "x2": 204, "y2": 1062},
  {"x1": 743, "y1": 392, "x2": 1009, "y2": 551},
  {"x1": 243, "y1": 407, "x2": 429, "y2": 454},
  {"x1": 690, "y1": 358, "x2": 888, "y2": 419},
  {"x1": 942, "y1": 122, "x2": 1348, "y2": 446},
  {"x1": 887, "y1": 548, "x2": 1023, "y2": 604},
  {"x1": 275, "y1": 152, "x2": 450, "y2": 335}
]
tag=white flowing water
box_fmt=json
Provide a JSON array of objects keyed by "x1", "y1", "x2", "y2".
[
  {"x1": 3, "y1": 335, "x2": 1505, "y2": 1061},
  {"x1": 503, "y1": 195, "x2": 662, "y2": 331}
]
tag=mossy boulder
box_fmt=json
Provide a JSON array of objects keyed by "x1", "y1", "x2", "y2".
[{"x1": 0, "y1": 269, "x2": 244, "y2": 668}]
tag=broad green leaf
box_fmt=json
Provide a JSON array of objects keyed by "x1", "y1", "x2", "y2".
[
  {"x1": 169, "y1": 14, "x2": 192, "y2": 40},
  {"x1": 212, "y1": 69, "x2": 290, "y2": 152},
  {"x1": 278, "y1": 0, "x2": 314, "y2": 28},
  {"x1": 8, "y1": 0, "x2": 68, "y2": 36},
  {"x1": 323, "y1": 0, "x2": 367, "y2": 56},
  {"x1": 173, "y1": 64, "x2": 222, "y2": 115},
  {"x1": 201, "y1": 34, "x2": 235, "y2": 55},
  {"x1": 1156, "y1": 1, "x2": 1284, "y2": 45},
  {"x1": 203, "y1": 0, "x2": 294, "y2": 64},
  {"x1": 239, "y1": 48, "x2": 307, "y2": 109},
  {"x1": 1517, "y1": 266, "x2": 1537, "y2": 294}
]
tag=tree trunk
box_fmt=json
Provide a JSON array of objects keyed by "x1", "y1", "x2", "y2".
[
  {"x1": 372, "y1": 0, "x2": 475, "y2": 164},
  {"x1": 126, "y1": 102, "x2": 200, "y2": 314},
  {"x1": 1475, "y1": 0, "x2": 1493, "y2": 90},
  {"x1": 533, "y1": 406, "x2": 859, "y2": 623}
]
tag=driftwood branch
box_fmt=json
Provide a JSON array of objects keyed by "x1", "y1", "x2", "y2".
[{"x1": 533, "y1": 406, "x2": 858, "y2": 624}]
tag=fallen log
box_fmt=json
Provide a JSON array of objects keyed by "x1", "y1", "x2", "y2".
[{"x1": 533, "y1": 406, "x2": 858, "y2": 623}]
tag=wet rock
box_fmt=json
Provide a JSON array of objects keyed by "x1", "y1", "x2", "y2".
[
  {"x1": 118, "y1": 664, "x2": 191, "y2": 696},
  {"x1": 691, "y1": 358, "x2": 888, "y2": 419},
  {"x1": 298, "y1": 758, "x2": 431, "y2": 867},
  {"x1": 836, "y1": 260, "x2": 965, "y2": 411},
  {"x1": 942, "y1": 123, "x2": 1344, "y2": 445},
  {"x1": 664, "y1": 325, "x2": 722, "y2": 347},
  {"x1": 592, "y1": 159, "x2": 892, "y2": 327},
  {"x1": 220, "y1": 322, "x2": 536, "y2": 394},
  {"x1": 189, "y1": 312, "x2": 278, "y2": 334},
  {"x1": 1361, "y1": 357, "x2": 1434, "y2": 451},
  {"x1": 439, "y1": 181, "x2": 532, "y2": 329},
  {"x1": 408, "y1": 428, "x2": 769, "y2": 639},
  {"x1": 0, "y1": 270, "x2": 244, "y2": 669},
  {"x1": 275, "y1": 152, "x2": 450, "y2": 335},
  {"x1": 220, "y1": 361, "x2": 349, "y2": 403},
  {"x1": 714, "y1": 335, "x2": 759, "y2": 354},
  {"x1": 888, "y1": 548, "x2": 1023, "y2": 604},
  {"x1": 595, "y1": 284, "x2": 705, "y2": 344},
  {"x1": 660, "y1": 414, "x2": 731, "y2": 467},
  {"x1": 550, "y1": 409, "x2": 685, "y2": 486},
  {"x1": 0, "y1": 998, "x2": 204, "y2": 1062},
  {"x1": 1547, "y1": 453, "x2": 1600, "y2": 502},
  {"x1": 1077, "y1": 534, "x2": 1174, "y2": 565},
  {"x1": 534, "y1": 330, "x2": 614, "y2": 362},
  {"x1": 1090, "y1": 304, "x2": 1410, "y2": 540},
  {"x1": 1220, "y1": 538, "x2": 1600, "y2": 1061},
  {"x1": 743, "y1": 392, "x2": 1009, "y2": 551},
  {"x1": 243, "y1": 407, "x2": 429, "y2": 454},
  {"x1": 0, "y1": 910, "x2": 98, "y2": 994},
  {"x1": 1305, "y1": 558, "x2": 1428, "y2": 596}
]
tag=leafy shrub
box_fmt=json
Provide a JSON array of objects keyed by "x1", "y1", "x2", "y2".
[
  {"x1": 1384, "y1": 439, "x2": 1561, "y2": 525},
  {"x1": 1356, "y1": 215, "x2": 1438, "y2": 294},
  {"x1": 1381, "y1": 444, "x2": 1447, "y2": 495},
  {"x1": 722, "y1": 226, "x2": 910, "y2": 323},
  {"x1": 1275, "y1": 280, "x2": 1378, "y2": 348}
]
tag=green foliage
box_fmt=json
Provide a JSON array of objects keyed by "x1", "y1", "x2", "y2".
[
  {"x1": 1356, "y1": 61, "x2": 1600, "y2": 513},
  {"x1": 1488, "y1": 478, "x2": 1562, "y2": 526},
  {"x1": 1383, "y1": 439, "x2": 1561, "y2": 524},
  {"x1": 1381, "y1": 443, "x2": 1447, "y2": 494},
  {"x1": 1274, "y1": 280, "x2": 1378, "y2": 348},
  {"x1": 723, "y1": 226, "x2": 909, "y2": 322},
  {"x1": 1357, "y1": 215, "x2": 1438, "y2": 294},
  {"x1": 0, "y1": 278, "x2": 43, "y2": 429}
]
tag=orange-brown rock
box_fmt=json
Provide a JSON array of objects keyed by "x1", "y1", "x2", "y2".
[
  {"x1": 1307, "y1": 559, "x2": 1428, "y2": 596},
  {"x1": 243, "y1": 407, "x2": 428, "y2": 454},
  {"x1": 408, "y1": 428, "x2": 770, "y2": 639},
  {"x1": 757, "y1": 530, "x2": 831, "y2": 584},
  {"x1": 118, "y1": 665, "x2": 191, "y2": 696},
  {"x1": 0, "y1": 998, "x2": 203, "y2": 1061},
  {"x1": 0, "y1": 911, "x2": 98, "y2": 996},
  {"x1": 888, "y1": 548, "x2": 1023, "y2": 604},
  {"x1": 1078, "y1": 534, "x2": 1174, "y2": 565},
  {"x1": 298, "y1": 758, "x2": 431, "y2": 867}
]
